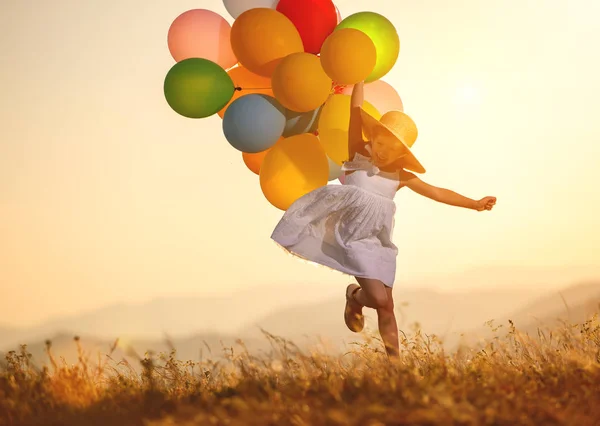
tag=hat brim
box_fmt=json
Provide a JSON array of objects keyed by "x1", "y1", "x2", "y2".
[{"x1": 360, "y1": 108, "x2": 426, "y2": 174}]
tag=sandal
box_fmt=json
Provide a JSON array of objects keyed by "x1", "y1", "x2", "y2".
[{"x1": 344, "y1": 284, "x2": 364, "y2": 332}]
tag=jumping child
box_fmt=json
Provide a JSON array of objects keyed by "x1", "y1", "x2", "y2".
[{"x1": 271, "y1": 81, "x2": 496, "y2": 358}]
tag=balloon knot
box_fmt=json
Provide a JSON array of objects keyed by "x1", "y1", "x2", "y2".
[{"x1": 235, "y1": 86, "x2": 243, "y2": 91}]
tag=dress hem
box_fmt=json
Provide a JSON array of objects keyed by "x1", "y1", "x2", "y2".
[{"x1": 271, "y1": 238, "x2": 395, "y2": 288}]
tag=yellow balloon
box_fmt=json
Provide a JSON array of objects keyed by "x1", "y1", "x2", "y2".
[
  {"x1": 318, "y1": 94, "x2": 381, "y2": 165},
  {"x1": 320, "y1": 28, "x2": 376, "y2": 85},
  {"x1": 272, "y1": 53, "x2": 332, "y2": 112},
  {"x1": 230, "y1": 9, "x2": 304, "y2": 77},
  {"x1": 260, "y1": 134, "x2": 329, "y2": 210}
]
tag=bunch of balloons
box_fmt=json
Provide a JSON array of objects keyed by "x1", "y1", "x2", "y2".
[{"x1": 163, "y1": 0, "x2": 406, "y2": 210}]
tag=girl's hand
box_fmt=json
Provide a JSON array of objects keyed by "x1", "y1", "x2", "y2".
[{"x1": 476, "y1": 196, "x2": 496, "y2": 211}]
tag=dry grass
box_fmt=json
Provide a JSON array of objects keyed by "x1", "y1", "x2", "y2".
[{"x1": 1, "y1": 316, "x2": 599, "y2": 426}]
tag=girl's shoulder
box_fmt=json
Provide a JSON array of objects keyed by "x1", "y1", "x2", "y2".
[{"x1": 398, "y1": 169, "x2": 418, "y2": 185}]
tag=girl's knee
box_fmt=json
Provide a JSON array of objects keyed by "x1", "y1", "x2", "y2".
[
  {"x1": 369, "y1": 292, "x2": 389, "y2": 309},
  {"x1": 376, "y1": 303, "x2": 395, "y2": 315},
  {"x1": 355, "y1": 277, "x2": 393, "y2": 310},
  {"x1": 376, "y1": 291, "x2": 395, "y2": 312}
]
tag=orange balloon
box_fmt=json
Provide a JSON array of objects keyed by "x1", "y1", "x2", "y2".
[
  {"x1": 320, "y1": 28, "x2": 376, "y2": 85},
  {"x1": 272, "y1": 53, "x2": 332, "y2": 112},
  {"x1": 260, "y1": 134, "x2": 328, "y2": 210},
  {"x1": 230, "y1": 8, "x2": 304, "y2": 77},
  {"x1": 167, "y1": 9, "x2": 238, "y2": 69},
  {"x1": 218, "y1": 66, "x2": 273, "y2": 118},
  {"x1": 242, "y1": 147, "x2": 271, "y2": 175}
]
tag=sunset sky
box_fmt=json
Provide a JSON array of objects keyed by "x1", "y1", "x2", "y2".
[{"x1": 1, "y1": 0, "x2": 599, "y2": 327}]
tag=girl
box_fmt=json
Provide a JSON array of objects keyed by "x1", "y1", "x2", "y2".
[{"x1": 271, "y1": 81, "x2": 496, "y2": 359}]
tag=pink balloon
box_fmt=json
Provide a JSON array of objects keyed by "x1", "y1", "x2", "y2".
[
  {"x1": 168, "y1": 9, "x2": 238, "y2": 69},
  {"x1": 338, "y1": 172, "x2": 346, "y2": 184},
  {"x1": 335, "y1": 5, "x2": 342, "y2": 24},
  {"x1": 342, "y1": 80, "x2": 404, "y2": 114}
]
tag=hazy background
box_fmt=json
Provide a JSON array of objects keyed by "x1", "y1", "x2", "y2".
[{"x1": 1, "y1": 0, "x2": 599, "y2": 359}]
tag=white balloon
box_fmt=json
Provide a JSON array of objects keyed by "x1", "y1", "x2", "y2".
[
  {"x1": 327, "y1": 156, "x2": 343, "y2": 181},
  {"x1": 223, "y1": 0, "x2": 279, "y2": 19}
]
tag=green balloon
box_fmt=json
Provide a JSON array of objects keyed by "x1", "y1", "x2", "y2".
[
  {"x1": 164, "y1": 58, "x2": 235, "y2": 118},
  {"x1": 336, "y1": 12, "x2": 400, "y2": 83}
]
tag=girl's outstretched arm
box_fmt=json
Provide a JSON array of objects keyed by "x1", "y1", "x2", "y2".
[
  {"x1": 399, "y1": 171, "x2": 496, "y2": 211},
  {"x1": 348, "y1": 82, "x2": 365, "y2": 161}
]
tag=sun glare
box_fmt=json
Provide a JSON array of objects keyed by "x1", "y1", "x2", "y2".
[{"x1": 454, "y1": 84, "x2": 482, "y2": 106}]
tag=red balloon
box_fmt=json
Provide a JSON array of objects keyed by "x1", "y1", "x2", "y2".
[{"x1": 276, "y1": 0, "x2": 338, "y2": 54}]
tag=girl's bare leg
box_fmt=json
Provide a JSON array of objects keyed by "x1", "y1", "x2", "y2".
[
  {"x1": 353, "y1": 278, "x2": 400, "y2": 359},
  {"x1": 376, "y1": 286, "x2": 400, "y2": 358}
]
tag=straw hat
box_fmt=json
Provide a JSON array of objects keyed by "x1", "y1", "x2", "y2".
[{"x1": 360, "y1": 109, "x2": 426, "y2": 173}]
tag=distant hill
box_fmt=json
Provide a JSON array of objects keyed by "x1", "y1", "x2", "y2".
[
  {"x1": 0, "y1": 326, "x2": 19, "y2": 350},
  {"x1": 239, "y1": 287, "x2": 549, "y2": 351},
  {"x1": 0, "y1": 283, "x2": 341, "y2": 350},
  {"x1": 1, "y1": 269, "x2": 555, "y2": 351},
  {"x1": 456, "y1": 281, "x2": 600, "y2": 346},
  {"x1": 500, "y1": 281, "x2": 600, "y2": 325},
  {"x1": 516, "y1": 297, "x2": 600, "y2": 337},
  {"x1": 9, "y1": 281, "x2": 599, "y2": 371},
  {"x1": 1, "y1": 285, "x2": 551, "y2": 364},
  {"x1": 3, "y1": 268, "x2": 599, "y2": 358}
]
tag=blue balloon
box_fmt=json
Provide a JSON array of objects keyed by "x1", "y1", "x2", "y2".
[
  {"x1": 222, "y1": 94, "x2": 286, "y2": 153},
  {"x1": 282, "y1": 106, "x2": 322, "y2": 137}
]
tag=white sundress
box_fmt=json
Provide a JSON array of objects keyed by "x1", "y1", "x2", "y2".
[{"x1": 271, "y1": 149, "x2": 401, "y2": 287}]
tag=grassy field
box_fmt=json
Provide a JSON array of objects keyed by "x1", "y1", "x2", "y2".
[{"x1": 1, "y1": 316, "x2": 599, "y2": 426}]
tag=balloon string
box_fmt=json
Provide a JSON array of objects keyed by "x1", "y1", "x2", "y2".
[{"x1": 235, "y1": 86, "x2": 272, "y2": 91}]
